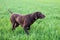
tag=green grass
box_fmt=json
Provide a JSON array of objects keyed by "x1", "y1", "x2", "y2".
[{"x1": 0, "y1": 0, "x2": 60, "y2": 40}]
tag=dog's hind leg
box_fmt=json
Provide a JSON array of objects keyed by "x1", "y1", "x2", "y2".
[
  {"x1": 12, "y1": 23, "x2": 15, "y2": 31},
  {"x1": 12, "y1": 22, "x2": 19, "y2": 31},
  {"x1": 14, "y1": 22, "x2": 19, "y2": 28}
]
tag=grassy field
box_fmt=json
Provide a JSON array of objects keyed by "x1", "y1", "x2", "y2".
[{"x1": 0, "y1": 0, "x2": 60, "y2": 40}]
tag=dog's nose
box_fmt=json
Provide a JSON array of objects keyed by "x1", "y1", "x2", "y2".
[
  {"x1": 43, "y1": 15, "x2": 45, "y2": 18},
  {"x1": 42, "y1": 15, "x2": 45, "y2": 18}
]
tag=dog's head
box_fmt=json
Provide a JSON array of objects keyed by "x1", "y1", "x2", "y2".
[{"x1": 35, "y1": 12, "x2": 45, "y2": 19}]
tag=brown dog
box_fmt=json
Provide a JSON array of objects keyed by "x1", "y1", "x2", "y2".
[{"x1": 8, "y1": 10, "x2": 45, "y2": 35}]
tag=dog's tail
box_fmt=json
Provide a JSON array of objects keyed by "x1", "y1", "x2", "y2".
[{"x1": 8, "y1": 9, "x2": 13, "y2": 14}]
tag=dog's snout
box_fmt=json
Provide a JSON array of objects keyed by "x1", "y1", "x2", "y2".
[
  {"x1": 43, "y1": 15, "x2": 45, "y2": 18},
  {"x1": 41, "y1": 14, "x2": 45, "y2": 19}
]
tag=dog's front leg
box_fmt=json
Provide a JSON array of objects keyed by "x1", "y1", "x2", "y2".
[
  {"x1": 24, "y1": 27, "x2": 29, "y2": 35},
  {"x1": 27, "y1": 26, "x2": 30, "y2": 30}
]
